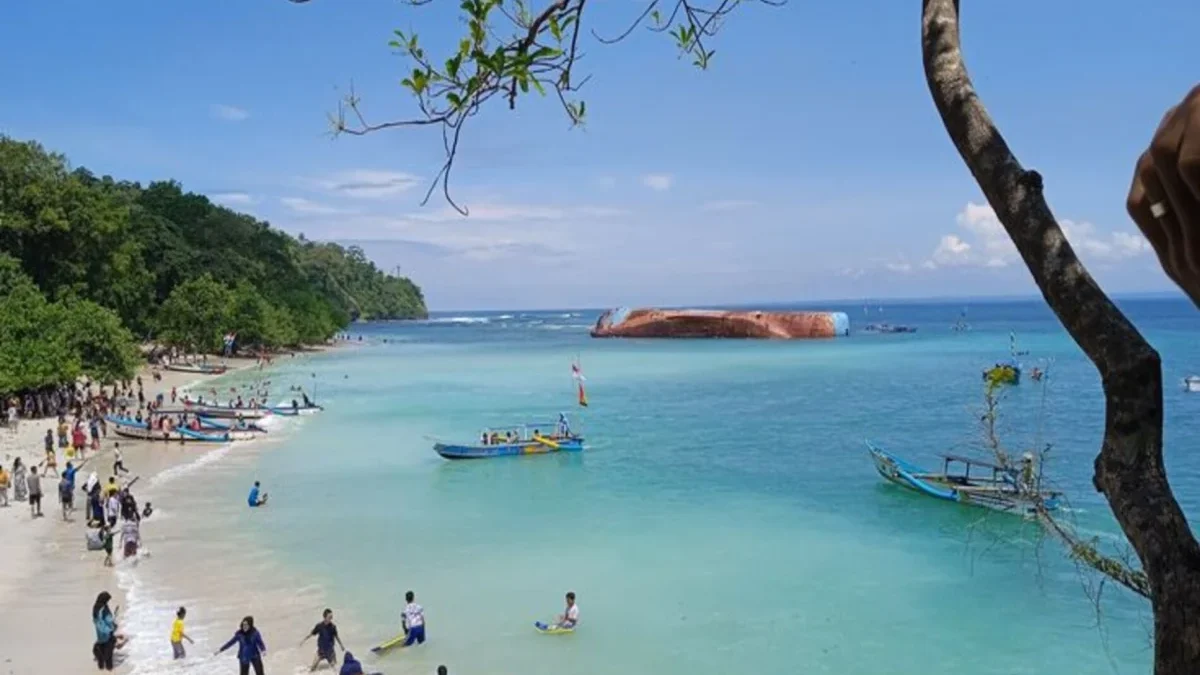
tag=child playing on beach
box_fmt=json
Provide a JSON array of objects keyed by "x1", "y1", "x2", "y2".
[
  {"x1": 170, "y1": 606, "x2": 194, "y2": 659},
  {"x1": 42, "y1": 445, "x2": 58, "y2": 477},
  {"x1": 102, "y1": 525, "x2": 115, "y2": 567},
  {"x1": 402, "y1": 591, "x2": 426, "y2": 646}
]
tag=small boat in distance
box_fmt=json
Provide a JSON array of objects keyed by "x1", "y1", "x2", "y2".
[
  {"x1": 862, "y1": 323, "x2": 917, "y2": 334},
  {"x1": 866, "y1": 441, "x2": 1060, "y2": 515},
  {"x1": 1184, "y1": 375, "x2": 1200, "y2": 393},
  {"x1": 434, "y1": 415, "x2": 584, "y2": 460},
  {"x1": 165, "y1": 362, "x2": 228, "y2": 375}
]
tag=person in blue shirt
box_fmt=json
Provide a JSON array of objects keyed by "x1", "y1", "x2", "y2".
[
  {"x1": 338, "y1": 651, "x2": 383, "y2": 675},
  {"x1": 92, "y1": 591, "x2": 120, "y2": 671},
  {"x1": 216, "y1": 615, "x2": 267, "y2": 675},
  {"x1": 247, "y1": 481, "x2": 268, "y2": 507}
]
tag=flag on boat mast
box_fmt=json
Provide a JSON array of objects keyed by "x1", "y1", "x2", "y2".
[{"x1": 572, "y1": 359, "x2": 588, "y2": 407}]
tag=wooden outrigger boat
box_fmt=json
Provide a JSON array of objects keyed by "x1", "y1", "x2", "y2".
[
  {"x1": 266, "y1": 402, "x2": 324, "y2": 417},
  {"x1": 866, "y1": 440, "x2": 1060, "y2": 515},
  {"x1": 197, "y1": 417, "x2": 268, "y2": 439},
  {"x1": 108, "y1": 417, "x2": 233, "y2": 443},
  {"x1": 434, "y1": 415, "x2": 584, "y2": 460},
  {"x1": 165, "y1": 362, "x2": 229, "y2": 375},
  {"x1": 162, "y1": 403, "x2": 272, "y2": 421}
]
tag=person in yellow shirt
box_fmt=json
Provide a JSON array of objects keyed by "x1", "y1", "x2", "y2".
[
  {"x1": 0, "y1": 465, "x2": 9, "y2": 506},
  {"x1": 170, "y1": 606, "x2": 194, "y2": 659}
]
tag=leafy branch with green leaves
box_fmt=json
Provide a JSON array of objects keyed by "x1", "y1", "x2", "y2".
[{"x1": 288, "y1": 0, "x2": 785, "y2": 214}]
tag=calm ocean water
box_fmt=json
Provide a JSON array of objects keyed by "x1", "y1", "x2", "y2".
[{"x1": 157, "y1": 298, "x2": 1200, "y2": 675}]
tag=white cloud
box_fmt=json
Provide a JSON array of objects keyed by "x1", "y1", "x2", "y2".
[
  {"x1": 885, "y1": 261, "x2": 913, "y2": 273},
  {"x1": 210, "y1": 104, "x2": 249, "y2": 122},
  {"x1": 701, "y1": 199, "x2": 757, "y2": 212},
  {"x1": 209, "y1": 192, "x2": 255, "y2": 206},
  {"x1": 932, "y1": 234, "x2": 972, "y2": 266},
  {"x1": 838, "y1": 267, "x2": 866, "y2": 280},
  {"x1": 642, "y1": 174, "x2": 673, "y2": 191},
  {"x1": 318, "y1": 170, "x2": 421, "y2": 198},
  {"x1": 280, "y1": 197, "x2": 350, "y2": 215},
  {"x1": 926, "y1": 202, "x2": 1151, "y2": 269}
]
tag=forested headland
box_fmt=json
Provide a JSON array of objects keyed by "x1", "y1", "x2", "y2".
[{"x1": 0, "y1": 135, "x2": 426, "y2": 394}]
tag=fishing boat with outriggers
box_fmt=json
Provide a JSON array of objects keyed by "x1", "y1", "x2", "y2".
[
  {"x1": 866, "y1": 440, "x2": 1060, "y2": 515},
  {"x1": 164, "y1": 362, "x2": 229, "y2": 375},
  {"x1": 434, "y1": 414, "x2": 584, "y2": 460},
  {"x1": 108, "y1": 416, "x2": 234, "y2": 443}
]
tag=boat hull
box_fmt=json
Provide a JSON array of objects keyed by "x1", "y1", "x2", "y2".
[
  {"x1": 867, "y1": 441, "x2": 1057, "y2": 515},
  {"x1": 434, "y1": 437, "x2": 584, "y2": 460},
  {"x1": 267, "y1": 405, "x2": 323, "y2": 417},
  {"x1": 165, "y1": 364, "x2": 228, "y2": 375},
  {"x1": 109, "y1": 418, "x2": 231, "y2": 443},
  {"x1": 1184, "y1": 376, "x2": 1200, "y2": 393},
  {"x1": 158, "y1": 405, "x2": 271, "y2": 420}
]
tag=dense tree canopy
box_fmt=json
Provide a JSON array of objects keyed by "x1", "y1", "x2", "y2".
[{"x1": 0, "y1": 135, "x2": 427, "y2": 394}]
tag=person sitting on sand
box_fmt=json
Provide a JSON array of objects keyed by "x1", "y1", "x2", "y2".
[
  {"x1": 248, "y1": 481, "x2": 268, "y2": 507},
  {"x1": 556, "y1": 592, "x2": 579, "y2": 629}
]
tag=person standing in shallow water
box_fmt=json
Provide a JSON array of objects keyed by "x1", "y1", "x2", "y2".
[
  {"x1": 92, "y1": 591, "x2": 118, "y2": 671},
  {"x1": 301, "y1": 608, "x2": 345, "y2": 671},
  {"x1": 216, "y1": 616, "x2": 267, "y2": 675}
]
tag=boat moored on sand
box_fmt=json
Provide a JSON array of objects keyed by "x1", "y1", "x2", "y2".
[
  {"x1": 108, "y1": 416, "x2": 233, "y2": 443},
  {"x1": 867, "y1": 440, "x2": 1060, "y2": 515},
  {"x1": 434, "y1": 415, "x2": 584, "y2": 460},
  {"x1": 164, "y1": 362, "x2": 228, "y2": 375}
]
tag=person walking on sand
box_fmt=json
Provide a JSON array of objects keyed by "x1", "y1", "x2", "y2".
[
  {"x1": 92, "y1": 591, "x2": 119, "y2": 671},
  {"x1": 113, "y1": 442, "x2": 129, "y2": 476},
  {"x1": 13, "y1": 458, "x2": 27, "y2": 504},
  {"x1": 26, "y1": 466, "x2": 43, "y2": 518},
  {"x1": 0, "y1": 463, "x2": 9, "y2": 507},
  {"x1": 216, "y1": 616, "x2": 268, "y2": 675},
  {"x1": 58, "y1": 473, "x2": 73, "y2": 520},
  {"x1": 301, "y1": 608, "x2": 345, "y2": 671},
  {"x1": 402, "y1": 591, "x2": 426, "y2": 647},
  {"x1": 170, "y1": 606, "x2": 194, "y2": 659}
]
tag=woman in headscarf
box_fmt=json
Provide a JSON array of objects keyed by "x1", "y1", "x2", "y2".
[
  {"x1": 215, "y1": 615, "x2": 268, "y2": 675},
  {"x1": 92, "y1": 591, "x2": 118, "y2": 671},
  {"x1": 12, "y1": 458, "x2": 26, "y2": 503}
]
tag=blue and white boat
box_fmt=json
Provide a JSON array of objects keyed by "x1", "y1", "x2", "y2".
[
  {"x1": 867, "y1": 440, "x2": 1060, "y2": 515},
  {"x1": 434, "y1": 415, "x2": 584, "y2": 460}
]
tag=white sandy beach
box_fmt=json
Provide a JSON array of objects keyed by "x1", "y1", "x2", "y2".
[{"x1": 0, "y1": 353, "x2": 358, "y2": 675}]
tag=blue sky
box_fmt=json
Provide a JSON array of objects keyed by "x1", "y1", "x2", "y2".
[{"x1": 3, "y1": 1, "x2": 1198, "y2": 310}]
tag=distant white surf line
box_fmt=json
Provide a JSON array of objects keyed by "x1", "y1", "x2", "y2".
[{"x1": 421, "y1": 316, "x2": 490, "y2": 324}]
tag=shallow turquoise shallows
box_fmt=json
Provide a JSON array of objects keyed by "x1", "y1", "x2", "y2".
[{"x1": 243, "y1": 299, "x2": 1200, "y2": 675}]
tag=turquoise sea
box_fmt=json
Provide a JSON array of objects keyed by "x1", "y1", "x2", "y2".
[{"x1": 181, "y1": 298, "x2": 1199, "y2": 675}]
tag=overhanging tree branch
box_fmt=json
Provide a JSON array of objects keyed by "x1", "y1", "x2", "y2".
[{"x1": 921, "y1": 0, "x2": 1200, "y2": 671}]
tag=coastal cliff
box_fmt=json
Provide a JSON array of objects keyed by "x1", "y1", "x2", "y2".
[{"x1": 590, "y1": 308, "x2": 851, "y2": 339}]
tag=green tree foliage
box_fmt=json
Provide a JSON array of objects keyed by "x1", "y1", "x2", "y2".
[
  {"x1": 0, "y1": 135, "x2": 427, "y2": 379},
  {"x1": 60, "y1": 299, "x2": 141, "y2": 384},
  {"x1": 156, "y1": 275, "x2": 235, "y2": 353},
  {"x1": 0, "y1": 258, "x2": 138, "y2": 393}
]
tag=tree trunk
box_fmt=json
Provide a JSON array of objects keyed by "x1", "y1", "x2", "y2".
[{"x1": 919, "y1": 0, "x2": 1200, "y2": 671}]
